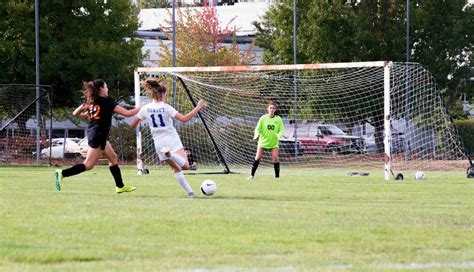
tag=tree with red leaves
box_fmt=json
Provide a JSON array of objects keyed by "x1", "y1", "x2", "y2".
[{"x1": 157, "y1": 3, "x2": 255, "y2": 67}]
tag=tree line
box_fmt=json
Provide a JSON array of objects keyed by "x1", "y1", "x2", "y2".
[{"x1": 1, "y1": 0, "x2": 472, "y2": 119}]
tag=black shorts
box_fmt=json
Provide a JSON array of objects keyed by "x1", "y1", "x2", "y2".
[{"x1": 87, "y1": 129, "x2": 108, "y2": 150}]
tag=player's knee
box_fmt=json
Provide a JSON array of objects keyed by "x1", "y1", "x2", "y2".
[
  {"x1": 108, "y1": 154, "x2": 118, "y2": 165},
  {"x1": 182, "y1": 163, "x2": 190, "y2": 170},
  {"x1": 168, "y1": 162, "x2": 181, "y2": 173},
  {"x1": 108, "y1": 161, "x2": 118, "y2": 167},
  {"x1": 84, "y1": 163, "x2": 95, "y2": 170}
]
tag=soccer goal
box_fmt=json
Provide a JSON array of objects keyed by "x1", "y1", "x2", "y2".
[
  {"x1": 0, "y1": 84, "x2": 52, "y2": 165},
  {"x1": 134, "y1": 61, "x2": 469, "y2": 179}
]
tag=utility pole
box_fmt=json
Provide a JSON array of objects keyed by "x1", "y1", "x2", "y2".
[{"x1": 35, "y1": 0, "x2": 41, "y2": 164}]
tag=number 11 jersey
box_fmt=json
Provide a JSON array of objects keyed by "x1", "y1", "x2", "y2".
[{"x1": 136, "y1": 101, "x2": 179, "y2": 141}]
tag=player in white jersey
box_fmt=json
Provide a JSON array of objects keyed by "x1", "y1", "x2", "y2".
[{"x1": 131, "y1": 78, "x2": 206, "y2": 198}]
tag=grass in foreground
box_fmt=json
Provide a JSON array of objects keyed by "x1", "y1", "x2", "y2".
[{"x1": 0, "y1": 166, "x2": 473, "y2": 271}]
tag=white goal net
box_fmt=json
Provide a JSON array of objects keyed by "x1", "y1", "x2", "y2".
[
  {"x1": 134, "y1": 62, "x2": 469, "y2": 179},
  {"x1": 0, "y1": 84, "x2": 52, "y2": 165}
]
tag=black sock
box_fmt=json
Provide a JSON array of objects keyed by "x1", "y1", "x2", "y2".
[
  {"x1": 62, "y1": 164, "x2": 86, "y2": 178},
  {"x1": 274, "y1": 162, "x2": 280, "y2": 178},
  {"x1": 109, "y1": 164, "x2": 124, "y2": 188},
  {"x1": 251, "y1": 160, "x2": 260, "y2": 176}
]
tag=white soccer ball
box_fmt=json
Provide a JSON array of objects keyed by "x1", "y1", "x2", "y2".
[
  {"x1": 415, "y1": 171, "x2": 426, "y2": 180},
  {"x1": 200, "y1": 179, "x2": 217, "y2": 196}
]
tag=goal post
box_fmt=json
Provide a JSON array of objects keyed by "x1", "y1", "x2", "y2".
[
  {"x1": 134, "y1": 61, "x2": 469, "y2": 179},
  {"x1": 384, "y1": 62, "x2": 392, "y2": 180}
]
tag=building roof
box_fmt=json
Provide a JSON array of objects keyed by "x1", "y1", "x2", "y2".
[{"x1": 138, "y1": 2, "x2": 271, "y2": 37}]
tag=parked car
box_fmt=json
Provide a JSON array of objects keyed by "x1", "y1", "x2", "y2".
[
  {"x1": 217, "y1": 0, "x2": 235, "y2": 5},
  {"x1": 71, "y1": 137, "x2": 89, "y2": 158},
  {"x1": 279, "y1": 139, "x2": 304, "y2": 157},
  {"x1": 363, "y1": 131, "x2": 405, "y2": 154},
  {"x1": 391, "y1": 131, "x2": 406, "y2": 153},
  {"x1": 40, "y1": 137, "x2": 88, "y2": 159},
  {"x1": 193, "y1": 0, "x2": 235, "y2": 6},
  {"x1": 285, "y1": 124, "x2": 366, "y2": 155}
]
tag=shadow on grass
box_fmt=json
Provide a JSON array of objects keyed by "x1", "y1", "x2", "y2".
[
  {"x1": 128, "y1": 194, "x2": 307, "y2": 202},
  {"x1": 11, "y1": 254, "x2": 100, "y2": 264},
  {"x1": 59, "y1": 190, "x2": 307, "y2": 202}
]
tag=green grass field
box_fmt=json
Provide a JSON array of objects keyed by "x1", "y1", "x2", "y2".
[{"x1": 1, "y1": 166, "x2": 473, "y2": 271}]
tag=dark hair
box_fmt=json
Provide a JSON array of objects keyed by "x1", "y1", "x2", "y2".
[
  {"x1": 143, "y1": 78, "x2": 167, "y2": 101},
  {"x1": 268, "y1": 101, "x2": 280, "y2": 116},
  {"x1": 83, "y1": 79, "x2": 106, "y2": 105}
]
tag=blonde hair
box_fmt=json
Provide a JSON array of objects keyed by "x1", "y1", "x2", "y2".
[{"x1": 142, "y1": 78, "x2": 167, "y2": 101}]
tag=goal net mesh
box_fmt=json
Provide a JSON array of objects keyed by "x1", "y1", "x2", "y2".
[
  {"x1": 0, "y1": 85, "x2": 51, "y2": 165},
  {"x1": 135, "y1": 62, "x2": 469, "y2": 177}
]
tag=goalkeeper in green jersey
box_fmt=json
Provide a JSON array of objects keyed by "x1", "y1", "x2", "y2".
[{"x1": 247, "y1": 101, "x2": 284, "y2": 180}]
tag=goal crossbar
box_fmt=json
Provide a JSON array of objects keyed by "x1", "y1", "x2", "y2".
[{"x1": 135, "y1": 61, "x2": 388, "y2": 73}]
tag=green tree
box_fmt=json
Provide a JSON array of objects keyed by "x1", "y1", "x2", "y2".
[
  {"x1": 136, "y1": 0, "x2": 171, "y2": 9},
  {"x1": 255, "y1": 0, "x2": 406, "y2": 64},
  {"x1": 255, "y1": 0, "x2": 473, "y2": 113},
  {"x1": 0, "y1": 2, "x2": 36, "y2": 84},
  {"x1": 410, "y1": 0, "x2": 473, "y2": 117},
  {"x1": 0, "y1": 0, "x2": 144, "y2": 107}
]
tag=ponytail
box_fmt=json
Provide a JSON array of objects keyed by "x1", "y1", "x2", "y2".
[{"x1": 142, "y1": 78, "x2": 167, "y2": 101}]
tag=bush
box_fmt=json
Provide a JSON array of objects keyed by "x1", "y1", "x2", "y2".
[
  {"x1": 109, "y1": 122, "x2": 136, "y2": 163},
  {"x1": 454, "y1": 119, "x2": 474, "y2": 156}
]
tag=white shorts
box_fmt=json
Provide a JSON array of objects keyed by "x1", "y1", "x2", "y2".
[{"x1": 153, "y1": 136, "x2": 184, "y2": 161}]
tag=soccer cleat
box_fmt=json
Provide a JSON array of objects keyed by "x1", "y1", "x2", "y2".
[
  {"x1": 160, "y1": 146, "x2": 171, "y2": 158},
  {"x1": 246, "y1": 175, "x2": 254, "y2": 180},
  {"x1": 188, "y1": 192, "x2": 197, "y2": 198},
  {"x1": 55, "y1": 169, "x2": 62, "y2": 191},
  {"x1": 116, "y1": 184, "x2": 136, "y2": 194},
  {"x1": 275, "y1": 177, "x2": 280, "y2": 181}
]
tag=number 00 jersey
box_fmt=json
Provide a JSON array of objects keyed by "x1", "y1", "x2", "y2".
[
  {"x1": 136, "y1": 101, "x2": 179, "y2": 141},
  {"x1": 254, "y1": 114, "x2": 284, "y2": 149}
]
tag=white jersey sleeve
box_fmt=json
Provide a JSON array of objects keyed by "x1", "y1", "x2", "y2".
[
  {"x1": 164, "y1": 103, "x2": 178, "y2": 118},
  {"x1": 136, "y1": 104, "x2": 149, "y2": 121}
]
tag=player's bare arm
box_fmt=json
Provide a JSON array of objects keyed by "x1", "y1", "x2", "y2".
[
  {"x1": 72, "y1": 104, "x2": 89, "y2": 120},
  {"x1": 130, "y1": 118, "x2": 141, "y2": 129},
  {"x1": 114, "y1": 105, "x2": 141, "y2": 117},
  {"x1": 175, "y1": 99, "x2": 206, "y2": 123}
]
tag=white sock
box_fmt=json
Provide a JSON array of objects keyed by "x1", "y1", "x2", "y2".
[
  {"x1": 170, "y1": 153, "x2": 186, "y2": 168},
  {"x1": 175, "y1": 171, "x2": 193, "y2": 194}
]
